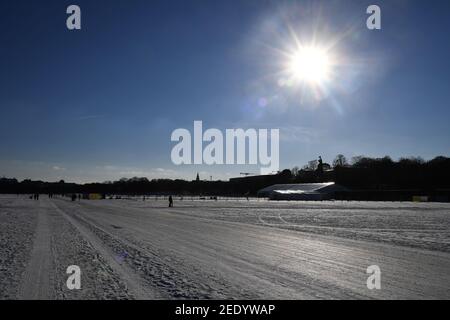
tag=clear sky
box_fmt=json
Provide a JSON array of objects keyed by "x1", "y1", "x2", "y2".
[{"x1": 1, "y1": 0, "x2": 449, "y2": 183}]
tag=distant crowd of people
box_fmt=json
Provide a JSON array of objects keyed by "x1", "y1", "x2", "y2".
[
  {"x1": 27, "y1": 192, "x2": 178, "y2": 207},
  {"x1": 71, "y1": 194, "x2": 82, "y2": 201},
  {"x1": 28, "y1": 193, "x2": 82, "y2": 201}
]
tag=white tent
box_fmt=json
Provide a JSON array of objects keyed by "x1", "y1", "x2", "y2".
[{"x1": 258, "y1": 182, "x2": 348, "y2": 200}]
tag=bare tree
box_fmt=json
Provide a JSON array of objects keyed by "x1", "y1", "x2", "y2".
[
  {"x1": 333, "y1": 154, "x2": 348, "y2": 168},
  {"x1": 303, "y1": 160, "x2": 318, "y2": 171},
  {"x1": 351, "y1": 155, "x2": 364, "y2": 166}
]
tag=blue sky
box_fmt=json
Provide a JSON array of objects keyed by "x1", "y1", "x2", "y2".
[{"x1": 1, "y1": 0, "x2": 449, "y2": 182}]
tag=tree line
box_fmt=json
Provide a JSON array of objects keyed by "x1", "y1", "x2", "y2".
[{"x1": 1, "y1": 155, "x2": 449, "y2": 200}]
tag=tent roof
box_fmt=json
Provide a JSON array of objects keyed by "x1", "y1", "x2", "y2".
[{"x1": 258, "y1": 182, "x2": 348, "y2": 194}]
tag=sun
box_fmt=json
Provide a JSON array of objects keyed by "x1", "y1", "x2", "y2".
[{"x1": 288, "y1": 46, "x2": 331, "y2": 84}]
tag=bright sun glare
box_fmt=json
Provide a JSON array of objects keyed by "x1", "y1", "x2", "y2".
[{"x1": 288, "y1": 46, "x2": 331, "y2": 84}]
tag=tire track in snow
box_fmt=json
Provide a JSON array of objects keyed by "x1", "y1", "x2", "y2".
[
  {"x1": 18, "y1": 200, "x2": 53, "y2": 299},
  {"x1": 59, "y1": 200, "x2": 259, "y2": 299},
  {"x1": 50, "y1": 200, "x2": 160, "y2": 299}
]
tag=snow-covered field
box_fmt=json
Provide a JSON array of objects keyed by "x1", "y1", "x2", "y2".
[{"x1": 1, "y1": 195, "x2": 450, "y2": 299}]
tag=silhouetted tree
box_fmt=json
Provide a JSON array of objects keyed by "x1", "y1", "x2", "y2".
[
  {"x1": 303, "y1": 160, "x2": 319, "y2": 171},
  {"x1": 333, "y1": 154, "x2": 348, "y2": 168}
]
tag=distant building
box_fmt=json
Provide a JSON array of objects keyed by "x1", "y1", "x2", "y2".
[{"x1": 257, "y1": 182, "x2": 348, "y2": 200}]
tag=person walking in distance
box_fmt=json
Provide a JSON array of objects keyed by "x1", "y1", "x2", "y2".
[{"x1": 168, "y1": 195, "x2": 173, "y2": 207}]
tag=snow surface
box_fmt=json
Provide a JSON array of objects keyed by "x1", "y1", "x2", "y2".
[{"x1": 1, "y1": 195, "x2": 449, "y2": 299}]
